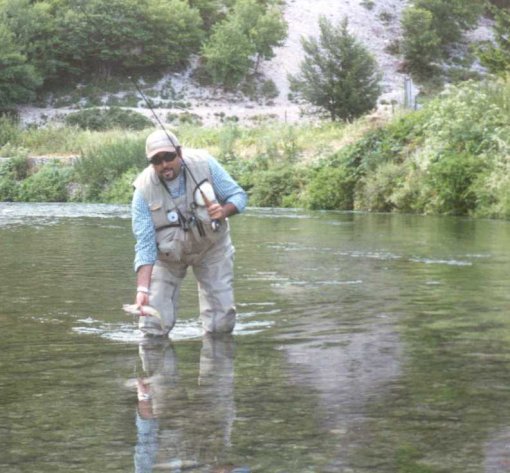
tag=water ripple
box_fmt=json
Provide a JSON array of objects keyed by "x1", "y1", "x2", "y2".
[
  {"x1": 0, "y1": 202, "x2": 130, "y2": 227},
  {"x1": 72, "y1": 309, "x2": 275, "y2": 343}
]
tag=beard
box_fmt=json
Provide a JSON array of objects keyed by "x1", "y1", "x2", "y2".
[{"x1": 160, "y1": 167, "x2": 176, "y2": 181}]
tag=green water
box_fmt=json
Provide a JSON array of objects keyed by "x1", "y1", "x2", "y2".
[{"x1": 2, "y1": 203, "x2": 510, "y2": 472}]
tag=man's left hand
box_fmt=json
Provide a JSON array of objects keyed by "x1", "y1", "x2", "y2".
[{"x1": 207, "y1": 203, "x2": 225, "y2": 220}]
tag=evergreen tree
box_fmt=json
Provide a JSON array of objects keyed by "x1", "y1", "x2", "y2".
[
  {"x1": 477, "y1": 5, "x2": 510, "y2": 75},
  {"x1": 289, "y1": 16, "x2": 381, "y2": 121},
  {"x1": 413, "y1": 0, "x2": 485, "y2": 46},
  {"x1": 401, "y1": 7, "x2": 442, "y2": 79},
  {"x1": 188, "y1": 0, "x2": 228, "y2": 31}
]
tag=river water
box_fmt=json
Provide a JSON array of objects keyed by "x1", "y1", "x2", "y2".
[{"x1": 1, "y1": 203, "x2": 510, "y2": 473}]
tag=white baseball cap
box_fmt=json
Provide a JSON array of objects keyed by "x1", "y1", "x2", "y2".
[{"x1": 145, "y1": 129, "x2": 180, "y2": 159}]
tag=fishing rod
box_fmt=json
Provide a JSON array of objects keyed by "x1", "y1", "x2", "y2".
[
  {"x1": 129, "y1": 76, "x2": 221, "y2": 231},
  {"x1": 72, "y1": 4, "x2": 219, "y2": 231}
]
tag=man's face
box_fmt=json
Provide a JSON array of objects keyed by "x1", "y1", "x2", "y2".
[{"x1": 150, "y1": 150, "x2": 182, "y2": 181}]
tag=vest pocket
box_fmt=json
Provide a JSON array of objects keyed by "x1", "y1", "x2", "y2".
[{"x1": 156, "y1": 226, "x2": 187, "y2": 262}]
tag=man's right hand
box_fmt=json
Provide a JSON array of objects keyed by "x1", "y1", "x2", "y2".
[{"x1": 136, "y1": 290, "x2": 149, "y2": 308}]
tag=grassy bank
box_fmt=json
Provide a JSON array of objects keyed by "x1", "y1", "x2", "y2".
[{"x1": 1, "y1": 77, "x2": 510, "y2": 219}]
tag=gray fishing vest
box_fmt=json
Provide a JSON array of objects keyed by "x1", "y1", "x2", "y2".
[{"x1": 133, "y1": 150, "x2": 229, "y2": 263}]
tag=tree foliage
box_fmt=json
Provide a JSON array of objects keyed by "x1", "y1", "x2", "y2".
[
  {"x1": 0, "y1": 0, "x2": 203, "y2": 82},
  {"x1": 477, "y1": 5, "x2": 510, "y2": 75},
  {"x1": 401, "y1": 7, "x2": 442, "y2": 79},
  {"x1": 201, "y1": 20, "x2": 254, "y2": 88},
  {"x1": 54, "y1": 0, "x2": 203, "y2": 77},
  {"x1": 0, "y1": 0, "x2": 286, "y2": 100},
  {"x1": 289, "y1": 16, "x2": 381, "y2": 121},
  {"x1": 413, "y1": 0, "x2": 485, "y2": 46},
  {"x1": 0, "y1": 22, "x2": 42, "y2": 108},
  {"x1": 189, "y1": 0, "x2": 228, "y2": 31},
  {"x1": 400, "y1": 0, "x2": 486, "y2": 80},
  {"x1": 201, "y1": 0, "x2": 286, "y2": 87},
  {"x1": 231, "y1": 0, "x2": 287, "y2": 68}
]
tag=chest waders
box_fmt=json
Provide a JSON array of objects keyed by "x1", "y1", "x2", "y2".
[{"x1": 134, "y1": 154, "x2": 236, "y2": 336}]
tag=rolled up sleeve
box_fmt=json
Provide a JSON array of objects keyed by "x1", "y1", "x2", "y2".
[
  {"x1": 132, "y1": 189, "x2": 157, "y2": 272},
  {"x1": 208, "y1": 156, "x2": 248, "y2": 213}
]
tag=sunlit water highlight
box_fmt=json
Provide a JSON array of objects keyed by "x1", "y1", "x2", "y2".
[{"x1": 2, "y1": 203, "x2": 510, "y2": 472}]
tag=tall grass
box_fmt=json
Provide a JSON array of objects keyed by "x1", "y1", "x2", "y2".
[{"x1": 73, "y1": 134, "x2": 147, "y2": 201}]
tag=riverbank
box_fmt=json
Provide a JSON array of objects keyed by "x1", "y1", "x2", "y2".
[{"x1": 1, "y1": 78, "x2": 510, "y2": 220}]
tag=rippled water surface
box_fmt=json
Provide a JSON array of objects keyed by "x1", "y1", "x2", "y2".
[{"x1": 2, "y1": 203, "x2": 510, "y2": 472}]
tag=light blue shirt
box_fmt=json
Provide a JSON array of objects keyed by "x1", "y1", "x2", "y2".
[{"x1": 132, "y1": 154, "x2": 247, "y2": 272}]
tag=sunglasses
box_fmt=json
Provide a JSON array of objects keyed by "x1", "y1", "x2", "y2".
[{"x1": 150, "y1": 151, "x2": 178, "y2": 165}]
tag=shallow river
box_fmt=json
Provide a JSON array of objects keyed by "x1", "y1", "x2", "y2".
[{"x1": 2, "y1": 203, "x2": 510, "y2": 473}]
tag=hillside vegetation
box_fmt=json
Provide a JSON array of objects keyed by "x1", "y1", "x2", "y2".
[{"x1": 1, "y1": 76, "x2": 509, "y2": 219}]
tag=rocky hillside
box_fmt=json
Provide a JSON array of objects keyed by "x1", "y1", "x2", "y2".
[{"x1": 19, "y1": 0, "x2": 493, "y2": 127}]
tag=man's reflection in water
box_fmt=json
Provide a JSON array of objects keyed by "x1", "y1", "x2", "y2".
[{"x1": 134, "y1": 334, "x2": 249, "y2": 473}]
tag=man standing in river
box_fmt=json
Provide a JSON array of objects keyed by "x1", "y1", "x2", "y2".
[{"x1": 131, "y1": 129, "x2": 247, "y2": 337}]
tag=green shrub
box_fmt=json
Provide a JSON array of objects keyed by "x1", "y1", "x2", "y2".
[
  {"x1": 1, "y1": 153, "x2": 29, "y2": 180},
  {"x1": 422, "y1": 151, "x2": 485, "y2": 215},
  {"x1": 0, "y1": 170, "x2": 18, "y2": 201},
  {"x1": 355, "y1": 162, "x2": 407, "y2": 212},
  {"x1": 387, "y1": 164, "x2": 425, "y2": 214},
  {"x1": 248, "y1": 165, "x2": 308, "y2": 207},
  {"x1": 260, "y1": 79, "x2": 279, "y2": 100},
  {"x1": 65, "y1": 107, "x2": 153, "y2": 131},
  {"x1": 305, "y1": 165, "x2": 355, "y2": 210},
  {"x1": 474, "y1": 164, "x2": 510, "y2": 219},
  {"x1": 177, "y1": 112, "x2": 203, "y2": 126},
  {"x1": 101, "y1": 167, "x2": 139, "y2": 203},
  {"x1": 0, "y1": 176, "x2": 17, "y2": 200},
  {"x1": 0, "y1": 150, "x2": 30, "y2": 201},
  {"x1": 17, "y1": 163, "x2": 73, "y2": 202},
  {"x1": 360, "y1": 0, "x2": 375, "y2": 9}
]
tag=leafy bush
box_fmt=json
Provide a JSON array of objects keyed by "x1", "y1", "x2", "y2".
[
  {"x1": 65, "y1": 108, "x2": 153, "y2": 131},
  {"x1": 421, "y1": 151, "x2": 486, "y2": 215},
  {"x1": 0, "y1": 153, "x2": 29, "y2": 180},
  {"x1": 355, "y1": 162, "x2": 408, "y2": 212},
  {"x1": 248, "y1": 165, "x2": 308, "y2": 208},
  {"x1": 413, "y1": 0, "x2": 484, "y2": 46},
  {"x1": 202, "y1": 20, "x2": 254, "y2": 88},
  {"x1": 0, "y1": 173, "x2": 18, "y2": 201},
  {"x1": 0, "y1": 151, "x2": 30, "y2": 201},
  {"x1": 101, "y1": 167, "x2": 140, "y2": 203},
  {"x1": 305, "y1": 165, "x2": 355, "y2": 210},
  {"x1": 474, "y1": 164, "x2": 510, "y2": 219},
  {"x1": 260, "y1": 79, "x2": 279, "y2": 100},
  {"x1": 17, "y1": 163, "x2": 73, "y2": 202}
]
